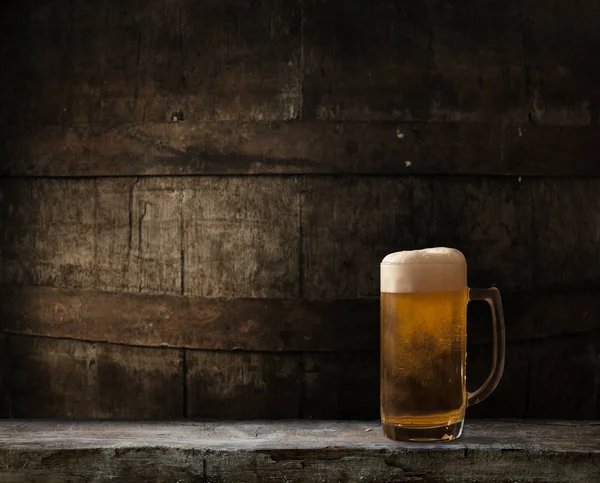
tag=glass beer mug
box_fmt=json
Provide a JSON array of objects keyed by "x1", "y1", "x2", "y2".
[{"x1": 380, "y1": 248, "x2": 505, "y2": 441}]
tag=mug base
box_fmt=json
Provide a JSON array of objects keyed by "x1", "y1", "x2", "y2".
[{"x1": 382, "y1": 419, "x2": 464, "y2": 442}]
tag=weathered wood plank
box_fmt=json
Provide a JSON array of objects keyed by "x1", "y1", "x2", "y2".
[
  {"x1": 4, "y1": 335, "x2": 183, "y2": 419},
  {"x1": 301, "y1": 351, "x2": 379, "y2": 419},
  {"x1": 68, "y1": 0, "x2": 110, "y2": 125},
  {"x1": 523, "y1": 0, "x2": 600, "y2": 125},
  {"x1": 528, "y1": 330, "x2": 600, "y2": 419},
  {"x1": 181, "y1": 176, "x2": 299, "y2": 298},
  {"x1": 0, "y1": 421, "x2": 599, "y2": 483},
  {"x1": 3, "y1": 177, "x2": 600, "y2": 300},
  {"x1": 0, "y1": 448, "x2": 205, "y2": 483},
  {"x1": 0, "y1": 177, "x2": 299, "y2": 298},
  {"x1": 185, "y1": 350, "x2": 301, "y2": 419},
  {"x1": 132, "y1": 178, "x2": 183, "y2": 295},
  {"x1": 96, "y1": 0, "x2": 187, "y2": 125},
  {"x1": 531, "y1": 179, "x2": 600, "y2": 291},
  {"x1": 428, "y1": 0, "x2": 524, "y2": 67},
  {"x1": 3, "y1": 420, "x2": 599, "y2": 452},
  {"x1": 466, "y1": 341, "x2": 530, "y2": 419},
  {"x1": 0, "y1": 0, "x2": 71, "y2": 128},
  {"x1": 0, "y1": 335, "x2": 9, "y2": 417},
  {"x1": 0, "y1": 179, "x2": 98, "y2": 289},
  {"x1": 527, "y1": 66, "x2": 597, "y2": 126},
  {"x1": 186, "y1": 351, "x2": 380, "y2": 420},
  {"x1": 1, "y1": 285, "x2": 598, "y2": 351},
  {"x1": 0, "y1": 285, "x2": 378, "y2": 351},
  {"x1": 301, "y1": 176, "x2": 431, "y2": 298},
  {"x1": 0, "y1": 332, "x2": 596, "y2": 421},
  {"x1": 303, "y1": 0, "x2": 527, "y2": 122},
  {"x1": 182, "y1": 0, "x2": 302, "y2": 121},
  {"x1": 432, "y1": 177, "x2": 535, "y2": 291},
  {"x1": 1, "y1": 0, "x2": 301, "y2": 127},
  {"x1": 3, "y1": 122, "x2": 600, "y2": 176},
  {"x1": 94, "y1": 178, "x2": 138, "y2": 293},
  {"x1": 0, "y1": 178, "x2": 180, "y2": 294},
  {"x1": 466, "y1": 290, "x2": 600, "y2": 345}
]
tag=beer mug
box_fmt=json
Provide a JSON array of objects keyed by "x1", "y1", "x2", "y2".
[{"x1": 380, "y1": 248, "x2": 505, "y2": 441}]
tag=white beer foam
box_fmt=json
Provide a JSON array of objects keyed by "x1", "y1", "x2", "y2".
[{"x1": 380, "y1": 247, "x2": 466, "y2": 293}]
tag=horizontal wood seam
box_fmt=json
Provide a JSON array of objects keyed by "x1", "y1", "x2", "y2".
[
  {"x1": 4, "y1": 122, "x2": 600, "y2": 177},
  {"x1": 2, "y1": 331, "x2": 380, "y2": 353},
  {"x1": 3, "y1": 326, "x2": 598, "y2": 352}
]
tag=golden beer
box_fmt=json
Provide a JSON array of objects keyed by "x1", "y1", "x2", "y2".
[
  {"x1": 380, "y1": 248, "x2": 505, "y2": 442},
  {"x1": 381, "y1": 290, "x2": 467, "y2": 429}
]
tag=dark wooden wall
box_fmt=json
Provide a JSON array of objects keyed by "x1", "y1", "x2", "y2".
[{"x1": 0, "y1": 0, "x2": 599, "y2": 420}]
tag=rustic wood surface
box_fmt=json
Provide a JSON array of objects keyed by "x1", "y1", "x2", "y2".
[
  {"x1": 0, "y1": 420, "x2": 598, "y2": 482},
  {"x1": 1, "y1": 285, "x2": 598, "y2": 351},
  {"x1": 300, "y1": 176, "x2": 431, "y2": 298},
  {"x1": 186, "y1": 350, "x2": 302, "y2": 419},
  {"x1": 2, "y1": 331, "x2": 597, "y2": 420},
  {"x1": 529, "y1": 330, "x2": 600, "y2": 419},
  {"x1": 0, "y1": 336, "x2": 383, "y2": 419},
  {"x1": 3, "y1": 123, "x2": 600, "y2": 176},
  {"x1": 4, "y1": 177, "x2": 600, "y2": 297},
  {"x1": 2, "y1": 335, "x2": 183, "y2": 419},
  {"x1": 2, "y1": 0, "x2": 600, "y2": 422},
  {"x1": 0, "y1": 285, "x2": 377, "y2": 351},
  {"x1": 531, "y1": 179, "x2": 600, "y2": 291},
  {"x1": 523, "y1": 0, "x2": 600, "y2": 125},
  {"x1": 0, "y1": 177, "x2": 300, "y2": 297},
  {"x1": 466, "y1": 340, "x2": 531, "y2": 419},
  {"x1": 3, "y1": 0, "x2": 598, "y2": 128},
  {"x1": 0, "y1": 0, "x2": 302, "y2": 125},
  {"x1": 300, "y1": 351, "x2": 379, "y2": 419},
  {"x1": 1, "y1": 174, "x2": 599, "y2": 419},
  {"x1": 186, "y1": 350, "x2": 380, "y2": 420},
  {"x1": 303, "y1": 0, "x2": 527, "y2": 122},
  {"x1": 432, "y1": 177, "x2": 534, "y2": 291}
]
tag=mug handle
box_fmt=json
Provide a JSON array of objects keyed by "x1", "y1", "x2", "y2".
[{"x1": 467, "y1": 287, "x2": 506, "y2": 406}]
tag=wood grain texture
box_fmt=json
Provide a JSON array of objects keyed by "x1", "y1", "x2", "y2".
[
  {"x1": 528, "y1": 330, "x2": 600, "y2": 419},
  {"x1": 3, "y1": 0, "x2": 599, "y2": 128},
  {"x1": 182, "y1": 0, "x2": 302, "y2": 121},
  {"x1": 0, "y1": 178, "x2": 98, "y2": 289},
  {"x1": 466, "y1": 341, "x2": 530, "y2": 419},
  {"x1": 181, "y1": 176, "x2": 299, "y2": 298},
  {"x1": 466, "y1": 290, "x2": 600, "y2": 345},
  {"x1": 303, "y1": 0, "x2": 527, "y2": 122},
  {"x1": 432, "y1": 177, "x2": 535, "y2": 292},
  {"x1": 301, "y1": 351, "x2": 379, "y2": 419},
  {"x1": 0, "y1": 177, "x2": 183, "y2": 294},
  {"x1": 186, "y1": 351, "x2": 382, "y2": 420},
  {"x1": 0, "y1": 0, "x2": 301, "y2": 126},
  {"x1": 186, "y1": 350, "x2": 301, "y2": 419},
  {"x1": 523, "y1": 0, "x2": 600, "y2": 125},
  {"x1": 0, "y1": 331, "x2": 594, "y2": 420},
  {"x1": 0, "y1": 0, "x2": 71, "y2": 128},
  {"x1": 0, "y1": 285, "x2": 378, "y2": 351},
  {"x1": 3, "y1": 176, "x2": 600, "y2": 298},
  {"x1": 0, "y1": 335, "x2": 9, "y2": 417},
  {"x1": 0, "y1": 177, "x2": 299, "y2": 298},
  {"x1": 67, "y1": 0, "x2": 187, "y2": 126},
  {"x1": 531, "y1": 179, "x2": 600, "y2": 291},
  {"x1": 4, "y1": 335, "x2": 183, "y2": 419},
  {"x1": 5, "y1": 122, "x2": 600, "y2": 177},
  {"x1": 301, "y1": 176, "x2": 431, "y2": 298},
  {"x1": 2, "y1": 286, "x2": 598, "y2": 351},
  {"x1": 0, "y1": 421, "x2": 599, "y2": 483}
]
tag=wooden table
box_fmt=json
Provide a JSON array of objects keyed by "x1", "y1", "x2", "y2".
[{"x1": 0, "y1": 420, "x2": 599, "y2": 482}]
